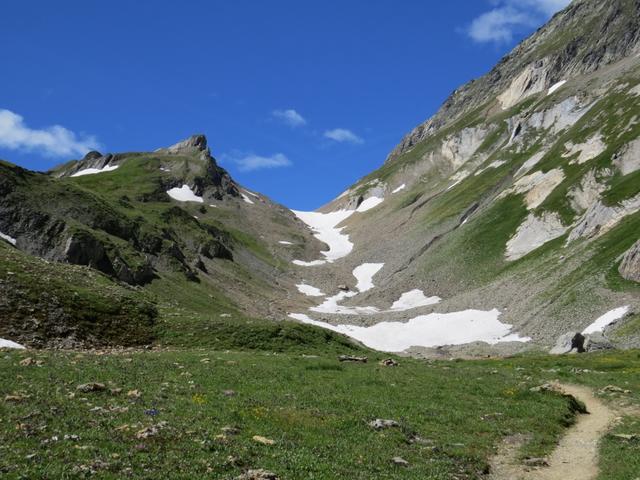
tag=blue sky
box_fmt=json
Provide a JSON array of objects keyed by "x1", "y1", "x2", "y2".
[{"x1": 0, "y1": 0, "x2": 570, "y2": 210}]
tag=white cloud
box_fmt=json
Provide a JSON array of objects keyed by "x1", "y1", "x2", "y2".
[
  {"x1": 468, "y1": 0, "x2": 572, "y2": 44},
  {"x1": 227, "y1": 152, "x2": 292, "y2": 172},
  {"x1": 0, "y1": 109, "x2": 100, "y2": 157},
  {"x1": 323, "y1": 128, "x2": 364, "y2": 144},
  {"x1": 272, "y1": 109, "x2": 306, "y2": 127}
]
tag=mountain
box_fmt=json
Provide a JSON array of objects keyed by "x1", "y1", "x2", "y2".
[
  {"x1": 1, "y1": 0, "x2": 639, "y2": 355},
  {"x1": 285, "y1": 0, "x2": 640, "y2": 354},
  {"x1": 0, "y1": 134, "x2": 335, "y2": 348}
]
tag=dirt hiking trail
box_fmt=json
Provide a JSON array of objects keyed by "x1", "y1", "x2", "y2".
[{"x1": 489, "y1": 383, "x2": 617, "y2": 480}]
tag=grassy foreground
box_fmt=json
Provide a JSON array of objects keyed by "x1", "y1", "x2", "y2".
[{"x1": 1, "y1": 348, "x2": 639, "y2": 479}]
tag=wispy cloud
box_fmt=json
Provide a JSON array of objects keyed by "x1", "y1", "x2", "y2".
[
  {"x1": 467, "y1": 0, "x2": 572, "y2": 44},
  {"x1": 323, "y1": 128, "x2": 364, "y2": 144},
  {"x1": 0, "y1": 109, "x2": 100, "y2": 157},
  {"x1": 226, "y1": 152, "x2": 292, "y2": 172},
  {"x1": 272, "y1": 109, "x2": 307, "y2": 127}
]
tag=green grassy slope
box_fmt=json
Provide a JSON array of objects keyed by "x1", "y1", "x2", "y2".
[{"x1": 1, "y1": 348, "x2": 638, "y2": 479}]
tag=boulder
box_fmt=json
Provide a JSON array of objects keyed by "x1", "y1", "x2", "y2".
[
  {"x1": 583, "y1": 332, "x2": 614, "y2": 352},
  {"x1": 550, "y1": 332, "x2": 585, "y2": 354}
]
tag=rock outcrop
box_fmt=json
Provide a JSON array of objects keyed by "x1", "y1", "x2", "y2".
[{"x1": 619, "y1": 239, "x2": 640, "y2": 282}]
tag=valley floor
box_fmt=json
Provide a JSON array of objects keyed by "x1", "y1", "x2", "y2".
[{"x1": 1, "y1": 348, "x2": 639, "y2": 479}]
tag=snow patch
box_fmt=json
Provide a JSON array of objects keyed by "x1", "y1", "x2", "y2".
[
  {"x1": 392, "y1": 184, "x2": 406, "y2": 194},
  {"x1": 356, "y1": 197, "x2": 384, "y2": 212},
  {"x1": 290, "y1": 309, "x2": 530, "y2": 352},
  {"x1": 240, "y1": 193, "x2": 255, "y2": 204},
  {"x1": 291, "y1": 209, "x2": 355, "y2": 265},
  {"x1": 0, "y1": 232, "x2": 17, "y2": 246},
  {"x1": 71, "y1": 165, "x2": 119, "y2": 177},
  {"x1": 353, "y1": 263, "x2": 384, "y2": 292},
  {"x1": 0, "y1": 338, "x2": 25, "y2": 349},
  {"x1": 310, "y1": 291, "x2": 381, "y2": 315},
  {"x1": 166, "y1": 185, "x2": 204, "y2": 203},
  {"x1": 278, "y1": 241, "x2": 294, "y2": 245},
  {"x1": 296, "y1": 283, "x2": 325, "y2": 297},
  {"x1": 547, "y1": 80, "x2": 567, "y2": 96},
  {"x1": 582, "y1": 306, "x2": 629, "y2": 334},
  {"x1": 390, "y1": 289, "x2": 441, "y2": 311},
  {"x1": 243, "y1": 189, "x2": 259, "y2": 198}
]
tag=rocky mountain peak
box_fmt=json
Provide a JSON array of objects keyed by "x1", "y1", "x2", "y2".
[
  {"x1": 82, "y1": 150, "x2": 104, "y2": 161},
  {"x1": 165, "y1": 134, "x2": 209, "y2": 155}
]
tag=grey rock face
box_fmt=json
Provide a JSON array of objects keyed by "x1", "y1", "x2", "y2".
[{"x1": 619, "y1": 239, "x2": 640, "y2": 282}]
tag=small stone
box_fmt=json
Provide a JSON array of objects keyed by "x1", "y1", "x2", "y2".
[
  {"x1": 530, "y1": 383, "x2": 556, "y2": 393},
  {"x1": 223, "y1": 389, "x2": 237, "y2": 397},
  {"x1": 407, "y1": 434, "x2": 434, "y2": 445},
  {"x1": 379, "y1": 358, "x2": 399, "y2": 367},
  {"x1": 523, "y1": 457, "x2": 549, "y2": 467},
  {"x1": 222, "y1": 426, "x2": 241, "y2": 435},
  {"x1": 391, "y1": 456, "x2": 409, "y2": 467},
  {"x1": 127, "y1": 389, "x2": 142, "y2": 399},
  {"x1": 368, "y1": 419, "x2": 400, "y2": 430},
  {"x1": 252, "y1": 435, "x2": 275, "y2": 445},
  {"x1": 4, "y1": 394, "x2": 26, "y2": 403},
  {"x1": 236, "y1": 469, "x2": 279, "y2": 480},
  {"x1": 76, "y1": 383, "x2": 106, "y2": 393},
  {"x1": 338, "y1": 355, "x2": 368, "y2": 363},
  {"x1": 601, "y1": 385, "x2": 631, "y2": 394},
  {"x1": 611, "y1": 433, "x2": 639, "y2": 441}
]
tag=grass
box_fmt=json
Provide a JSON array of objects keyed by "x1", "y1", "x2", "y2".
[
  {"x1": 0, "y1": 348, "x2": 638, "y2": 479},
  {"x1": 0, "y1": 242, "x2": 157, "y2": 347}
]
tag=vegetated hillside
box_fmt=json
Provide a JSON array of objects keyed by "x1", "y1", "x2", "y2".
[
  {"x1": 1, "y1": 347, "x2": 639, "y2": 479},
  {"x1": 289, "y1": 0, "x2": 640, "y2": 353},
  {"x1": 0, "y1": 135, "x2": 339, "y2": 348}
]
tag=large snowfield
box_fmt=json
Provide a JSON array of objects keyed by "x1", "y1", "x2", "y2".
[
  {"x1": 582, "y1": 306, "x2": 630, "y2": 334},
  {"x1": 289, "y1": 200, "x2": 531, "y2": 352},
  {"x1": 289, "y1": 310, "x2": 530, "y2": 352}
]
